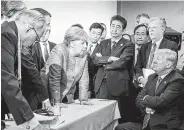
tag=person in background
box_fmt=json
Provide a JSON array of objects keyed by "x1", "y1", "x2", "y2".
[
  {"x1": 71, "y1": 23, "x2": 84, "y2": 29},
  {"x1": 87, "y1": 22, "x2": 104, "y2": 98},
  {"x1": 177, "y1": 30, "x2": 184, "y2": 71},
  {"x1": 1, "y1": 0, "x2": 26, "y2": 24},
  {"x1": 93, "y1": 15, "x2": 134, "y2": 123},
  {"x1": 135, "y1": 17, "x2": 178, "y2": 87},
  {"x1": 31, "y1": 8, "x2": 56, "y2": 72},
  {"x1": 1, "y1": 10, "x2": 50, "y2": 130},
  {"x1": 42, "y1": 26, "x2": 92, "y2": 109},
  {"x1": 131, "y1": 13, "x2": 150, "y2": 43},
  {"x1": 99, "y1": 22, "x2": 107, "y2": 41},
  {"x1": 122, "y1": 33, "x2": 132, "y2": 42}
]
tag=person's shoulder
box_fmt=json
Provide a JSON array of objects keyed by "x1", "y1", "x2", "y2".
[
  {"x1": 48, "y1": 41, "x2": 57, "y2": 46},
  {"x1": 170, "y1": 70, "x2": 184, "y2": 82},
  {"x1": 163, "y1": 38, "x2": 177, "y2": 46},
  {"x1": 99, "y1": 38, "x2": 111, "y2": 45}
]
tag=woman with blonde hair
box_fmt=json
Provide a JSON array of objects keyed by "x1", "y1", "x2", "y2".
[{"x1": 42, "y1": 26, "x2": 91, "y2": 113}]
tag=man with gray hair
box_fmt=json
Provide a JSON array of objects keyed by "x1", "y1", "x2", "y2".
[
  {"x1": 135, "y1": 17, "x2": 178, "y2": 87},
  {"x1": 136, "y1": 49, "x2": 184, "y2": 130},
  {"x1": 1, "y1": 10, "x2": 50, "y2": 130},
  {"x1": 1, "y1": 0, "x2": 26, "y2": 23}
]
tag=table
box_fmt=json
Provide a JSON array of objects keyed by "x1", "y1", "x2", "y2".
[{"x1": 5, "y1": 99, "x2": 121, "y2": 130}]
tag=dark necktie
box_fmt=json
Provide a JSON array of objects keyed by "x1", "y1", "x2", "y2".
[
  {"x1": 147, "y1": 43, "x2": 156, "y2": 68},
  {"x1": 43, "y1": 43, "x2": 49, "y2": 62},
  {"x1": 111, "y1": 41, "x2": 116, "y2": 53}
]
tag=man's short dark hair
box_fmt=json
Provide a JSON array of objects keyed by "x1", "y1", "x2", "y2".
[
  {"x1": 136, "y1": 13, "x2": 150, "y2": 20},
  {"x1": 31, "y1": 8, "x2": 51, "y2": 17},
  {"x1": 89, "y1": 22, "x2": 104, "y2": 33},
  {"x1": 71, "y1": 24, "x2": 83, "y2": 29},
  {"x1": 134, "y1": 24, "x2": 149, "y2": 35},
  {"x1": 100, "y1": 23, "x2": 106, "y2": 29},
  {"x1": 110, "y1": 15, "x2": 127, "y2": 29}
]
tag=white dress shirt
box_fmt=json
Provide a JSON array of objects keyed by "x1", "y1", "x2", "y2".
[{"x1": 40, "y1": 41, "x2": 50, "y2": 62}]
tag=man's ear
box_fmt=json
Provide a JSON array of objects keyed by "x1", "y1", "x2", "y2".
[{"x1": 166, "y1": 61, "x2": 172, "y2": 69}]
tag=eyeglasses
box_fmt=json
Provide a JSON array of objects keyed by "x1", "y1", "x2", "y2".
[{"x1": 32, "y1": 27, "x2": 40, "y2": 42}]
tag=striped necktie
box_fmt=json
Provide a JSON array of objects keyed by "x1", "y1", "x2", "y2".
[
  {"x1": 147, "y1": 42, "x2": 156, "y2": 68},
  {"x1": 111, "y1": 41, "x2": 116, "y2": 53}
]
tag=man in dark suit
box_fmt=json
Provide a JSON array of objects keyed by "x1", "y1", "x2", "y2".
[
  {"x1": 87, "y1": 22, "x2": 104, "y2": 98},
  {"x1": 135, "y1": 17, "x2": 178, "y2": 87},
  {"x1": 31, "y1": 8, "x2": 56, "y2": 72},
  {"x1": 136, "y1": 49, "x2": 184, "y2": 130},
  {"x1": 1, "y1": 10, "x2": 50, "y2": 130},
  {"x1": 93, "y1": 15, "x2": 134, "y2": 122}
]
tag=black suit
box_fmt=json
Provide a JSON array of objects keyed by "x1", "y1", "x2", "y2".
[
  {"x1": 88, "y1": 44, "x2": 100, "y2": 98},
  {"x1": 136, "y1": 70, "x2": 184, "y2": 130},
  {"x1": 93, "y1": 38, "x2": 134, "y2": 97},
  {"x1": 93, "y1": 38, "x2": 134, "y2": 122},
  {"x1": 21, "y1": 47, "x2": 49, "y2": 111},
  {"x1": 135, "y1": 38, "x2": 178, "y2": 78},
  {"x1": 1, "y1": 21, "x2": 34, "y2": 125},
  {"x1": 32, "y1": 41, "x2": 56, "y2": 72}
]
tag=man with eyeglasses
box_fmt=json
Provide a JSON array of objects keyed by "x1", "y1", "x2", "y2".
[
  {"x1": 135, "y1": 17, "x2": 178, "y2": 87},
  {"x1": 1, "y1": 10, "x2": 51, "y2": 130}
]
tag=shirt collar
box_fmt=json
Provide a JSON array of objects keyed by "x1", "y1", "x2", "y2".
[
  {"x1": 153, "y1": 37, "x2": 163, "y2": 48},
  {"x1": 111, "y1": 36, "x2": 122, "y2": 43},
  {"x1": 40, "y1": 41, "x2": 49, "y2": 46},
  {"x1": 160, "y1": 70, "x2": 172, "y2": 79}
]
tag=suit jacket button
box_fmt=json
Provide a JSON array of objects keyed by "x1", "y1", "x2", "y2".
[{"x1": 26, "y1": 125, "x2": 30, "y2": 129}]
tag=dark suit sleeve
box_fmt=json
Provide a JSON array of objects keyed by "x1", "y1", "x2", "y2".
[
  {"x1": 135, "y1": 45, "x2": 144, "y2": 78},
  {"x1": 142, "y1": 79, "x2": 184, "y2": 109},
  {"x1": 21, "y1": 47, "x2": 49, "y2": 102},
  {"x1": 136, "y1": 81, "x2": 148, "y2": 113},
  {"x1": 92, "y1": 44, "x2": 111, "y2": 66},
  {"x1": 1, "y1": 34, "x2": 34, "y2": 125},
  {"x1": 106, "y1": 42, "x2": 134, "y2": 70}
]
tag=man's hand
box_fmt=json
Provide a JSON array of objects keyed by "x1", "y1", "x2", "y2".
[
  {"x1": 139, "y1": 77, "x2": 147, "y2": 87},
  {"x1": 33, "y1": 124, "x2": 50, "y2": 130},
  {"x1": 108, "y1": 56, "x2": 119, "y2": 62},
  {"x1": 42, "y1": 100, "x2": 52, "y2": 111},
  {"x1": 96, "y1": 53, "x2": 102, "y2": 57},
  {"x1": 146, "y1": 107, "x2": 155, "y2": 114}
]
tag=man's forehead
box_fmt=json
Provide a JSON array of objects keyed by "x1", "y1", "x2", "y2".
[{"x1": 136, "y1": 26, "x2": 147, "y2": 33}]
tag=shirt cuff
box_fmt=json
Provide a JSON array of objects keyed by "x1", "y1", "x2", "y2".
[
  {"x1": 20, "y1": 116, "x2": 39, "y2": 130},
  {"x1": 42, "y1": 98, "x2": 49, "y2": 103}
]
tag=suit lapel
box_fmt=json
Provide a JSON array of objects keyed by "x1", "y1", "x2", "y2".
[
  {"x1": 91, "y1": 44, "x2": 100, "y2": 56},
  {"x1": 155, "y1": 71, "x2": 174, "y2": 95}
]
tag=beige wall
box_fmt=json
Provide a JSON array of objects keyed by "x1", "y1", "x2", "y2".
[
  {"x1": 24, "y1": 1, "x2": 117, "y2": 44},
  {"x1": 118, "y1": 1, "x2": 184, "y2": 35}
]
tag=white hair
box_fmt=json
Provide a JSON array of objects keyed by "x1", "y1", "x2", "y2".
[
  {"x1": 149, "y1": 17, "x2": 167, "y2": 30},
  {"x1": 15, "y1": 10, "x2": 46, "y2": 31},
  {"x1": 154, "y1": 49, "x2": 177, "y2": 66}
]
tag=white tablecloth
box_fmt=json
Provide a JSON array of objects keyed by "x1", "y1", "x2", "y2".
[{"x1": 5, "y1": 99, "x2": 121, "y2": 130}]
